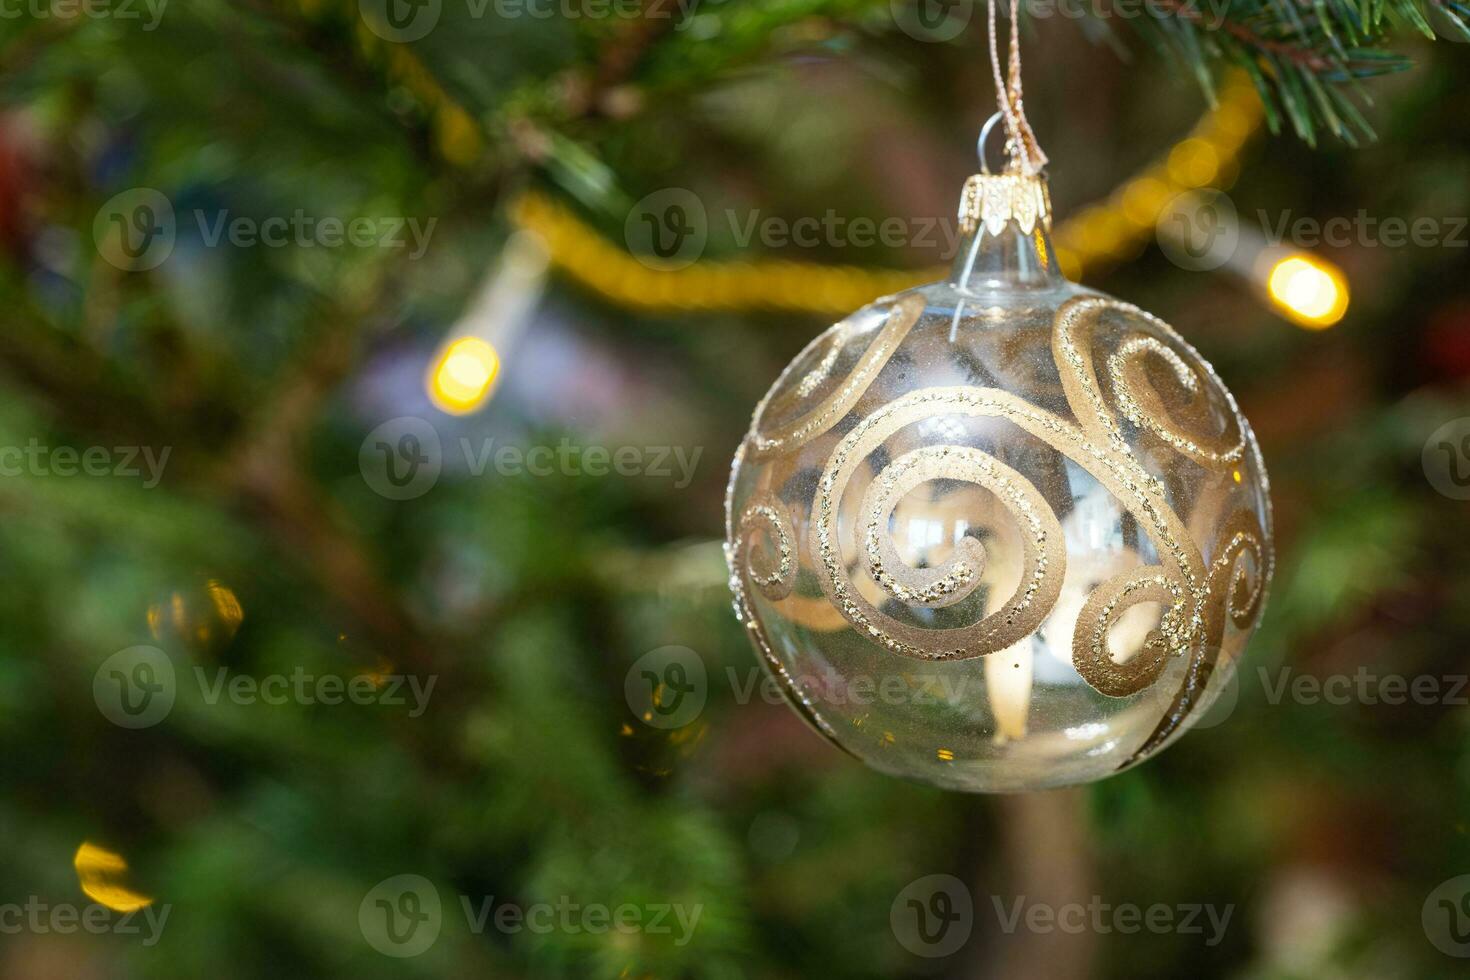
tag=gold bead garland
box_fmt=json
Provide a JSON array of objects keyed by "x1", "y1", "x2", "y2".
[
  {"x1": 511, "y1": 75, "x2": 1263, "y2": 314},
  {"x1": 285, "y1": 0, "x2": 1263, "y2": 313}
]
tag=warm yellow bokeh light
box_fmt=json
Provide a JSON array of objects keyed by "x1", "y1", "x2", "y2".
[
  {"x1": 74, "y1": 842, "x2": 153, "y2": 913},
  {"x1": 1167, "y1": 138, "x2": 1220, "y2": 189},
  {"x1": 1120, "y1": 176, "x2": 1170, "y2": 228},
  {"x1": 427, "y1": 336, "x2": 501, "y2": 415},
  {"x1": 1266, "y1": 254, "x2": 1349, "y2": 329}
]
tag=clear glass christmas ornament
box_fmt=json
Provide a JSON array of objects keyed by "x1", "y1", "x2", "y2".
[{"x1": 724, "y1": 162, "x2": 1273, "y2": 792}]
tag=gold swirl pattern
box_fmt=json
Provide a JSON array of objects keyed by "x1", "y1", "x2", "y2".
[
  {"x1": 1059, "y1": 297, "x2": 1267, "y2": 759},
  {"x1": 794, "y1": 329, "x2": 845, "y2": 399},
  {"x1": 1107, "y1": 336, "x2": 1245, "y2": 467},
  {"x1": 810, "y1": 383, "x2": 1203, "y2": 670},
  {"x1": 734, "y1": 499, "x2": 796, "y2": 601},
  {"x1": 724, "y1": 444, "x2": 845, "y2": 746},
  {"x1": 748, "y1": 294, "x2": 925, "y2": 460},
  {"x1": 859, "y1": 447, "x2": 983, "y2": 608},
  {"x1": 812, "y1": 389, "x2": 1080, "y2": 661},
  {"x1": 1209, "y1": 509, "x2": 1268, "y2": 632},
  {"x1": 1125, "y1": 506, "x2": 1270, "y2": 763},
  {"x1": 858, "y1": 445, "x2": 1064, "y2": 617},
  {"x1": 729, "y1": 291, "x2": 1272, "y2": 762}
]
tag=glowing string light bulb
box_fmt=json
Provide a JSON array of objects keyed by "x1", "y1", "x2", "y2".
[
  {"x1": 1156, "y1": 189, "x2": 1352, "y2": 331},
  {"x1": 424, "y1": 230, "x2": 548, "y2": 416},
  {"x1": 428, "y1": 336, "x2": 501, "y2": 414},
  {"x1": 1264, "y1": 253, "x2": 1349, "y2": 329}
]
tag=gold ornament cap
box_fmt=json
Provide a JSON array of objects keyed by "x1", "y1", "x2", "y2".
[
  {"x1": 950, "y1": 166, "x2": 1063, "y2": 292},
  {"x1": 957, "y1": 171, "x2": 1052, "y2": 237}
]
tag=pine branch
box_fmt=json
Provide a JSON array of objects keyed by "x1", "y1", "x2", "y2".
[
  {"x1": 623, "y1": 0, "x2": 1468, "y2": 145},
  {"x1": 1120, "y1": 0, "x2": 1470, "y2": 144}
]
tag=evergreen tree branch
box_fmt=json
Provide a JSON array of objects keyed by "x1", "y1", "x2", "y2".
[{"x1": 1112, "y1": 0, "x2": 1469, "y2": 143}]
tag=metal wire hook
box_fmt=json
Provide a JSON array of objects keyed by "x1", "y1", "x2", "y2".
[{"x1": 976, "y1": 111, "x2": 1008, "y2": 174}]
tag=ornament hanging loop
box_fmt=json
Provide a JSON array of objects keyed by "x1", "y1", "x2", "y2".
[
  {"x1": 976, "y1": 111, "x2": 1009, "y2": 175},
  {"x1": 959, "y1": 111, "x2": 1052, "y2": 236}
]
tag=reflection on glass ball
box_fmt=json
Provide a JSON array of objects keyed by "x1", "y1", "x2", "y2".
[
  {"x1": 147, "y1": 578, "x2": 245, "y2": 652},
  {"x1": 724, "y1": 175, "x2": 1271, "y2": 792}
]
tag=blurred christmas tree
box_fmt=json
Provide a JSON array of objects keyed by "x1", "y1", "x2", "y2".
[{"x1": 2, "y1": 2, "x2": 1470, "y2": 978}]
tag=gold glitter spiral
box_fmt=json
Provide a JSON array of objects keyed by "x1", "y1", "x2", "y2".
[
  {"x1": 811, "y1": 388, "x2": 1074, "y2": 662},
  {"x1": 728, "y1": 290, "x2": 1272, "y2": 758},
  {"x1": 1057, "y1": 296, "x2": 1247, "y2": 470},
  {"x1": 801, "y1": 296, "x2": 1267, "y2": 685},
  {"x1": 1126, "y1": 505, "x2": 1269, "y2": 762},
  {"x1": 734, "y1": 499, "x2": 796, "y2": 601},
  {"x1": 1108, "y1": 336, "x2": 1245, "y2": 467},
  {"x1": 748, "y1": 294, "x2": 925, "y2": 460},
  {"x1": 724, "y1": 444, "x2": 845, "y2": 746}
]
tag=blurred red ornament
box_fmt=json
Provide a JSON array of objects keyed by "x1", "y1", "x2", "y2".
[
  {"x1": 1423, "y1": 302, "x2": 1470, "y2": 382},
  {"x1": 0, "y1": 112, "x2": 33, "y2": 256}
]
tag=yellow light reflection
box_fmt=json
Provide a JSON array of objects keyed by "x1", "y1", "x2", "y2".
[
  {"x1": 427, "y1": 336, "x2": 501, "y2": 415},
  {"x1": 74, "y1": 842, "x2": 153, "y2": 913},
  {"x1": 363, "y1": 656, "x2": 394, "y2": 689},
  {"x1": 148, "y1": 580, "x2": 243, "y2": 645},
  {"x1": 1266, "y1": 254, "x2": 1349, "y2": 329},
  {"x1": 206, "y1": 579, "x2": 244, "y2": 634}
]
